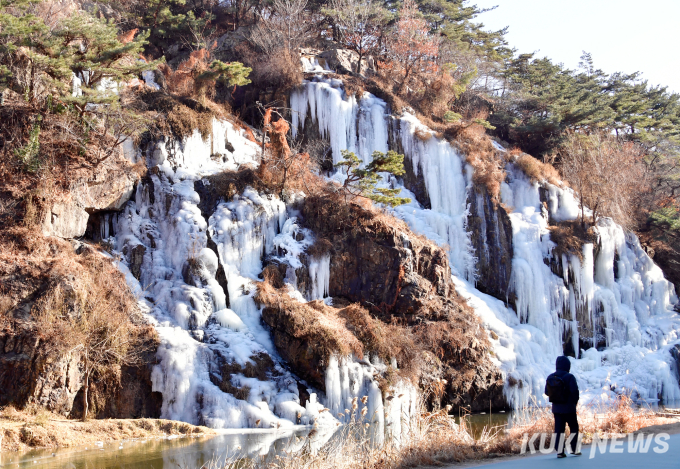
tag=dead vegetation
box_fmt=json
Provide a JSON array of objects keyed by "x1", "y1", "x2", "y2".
[
  {"x1": 511, "y1": 149, "x2": 563, "y2": 186},
  {"x1": 549, "y1": 220, "x2": 597, "y2": 261},
  {"x1": 212, "y1": 395, "x2": 676, "y2": 469},
  {"x1": 454, "y1": 125, "x2": 507, "y2": 201},
  {"x1": 32, "y1": 250, "x2": 152, "y2": 419},
  {"x1": 0, "y1": 225, "x2": 155, "y2": 419},
  {"x1": 0, "y1": 406, "x2": 214, "y2": 452},
  {"x1": 133, "y1": 88, "x2": 226, "y2": 141},
  {"x1": 255, "y1": 281, "x2": 365, "y2": 360}
]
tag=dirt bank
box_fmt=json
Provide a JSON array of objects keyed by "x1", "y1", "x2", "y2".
[{"x1": 0, "y1": 407, "x2": 215, "y2": 452}]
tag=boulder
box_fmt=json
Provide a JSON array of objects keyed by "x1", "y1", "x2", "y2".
[
  {"x1": 319, "y1": 49, "x2": 371, "y2": 75},
  {"x1": 43, "y1": 159, "x2": 139, "y2": 239},
  {"x1": 73, "y1": 161, "x2": 138, "y2": 211},
  {"x1": 42, "y1": 200, "x2": 89, "y2": 239}
]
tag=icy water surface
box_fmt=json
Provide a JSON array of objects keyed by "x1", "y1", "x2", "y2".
[{"x1": 0, "y1": 429, "x2": 311, "y2": 469}]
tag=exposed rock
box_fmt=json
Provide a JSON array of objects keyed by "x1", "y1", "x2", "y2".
[
  {"x1": 319, "y1": 49, "x2": 371, "y2": 75},
  {"x1": 300, "y1": 201, "x2": 453, "y2": 322},
  {"x1": 214, "y1": 27, "x2": 250, "y2": 56},
  {"x1": 261, "y1": 305, "x2": 331, "y2": 391},
  {"x1": 670, "y1": 344, "x2": 680, "y2": 385},
  {"x1": 123, "y1": 243, "x2": 146, "y2": 281},
  {"x1": 467, "y1": 187, "x2": 513, "y2": 300},
  {"x1": 209, "y1": 350, "x2": 279, "y2": 402},
  {"x1": 42, "y1": 200, "x2": 89, "y2": 238},
  {"x1": 72, "y1": 161, "x2": 138, "y2": 211},
  {"x1": 42, "y1": 159, "x2": 139, "y2": 239},
  {"x1": 270, "y1": 196, "x2": 511, "y2": 411},
  {"x1": 0, "y1": 328, "x2": 161, "y2": 419}
]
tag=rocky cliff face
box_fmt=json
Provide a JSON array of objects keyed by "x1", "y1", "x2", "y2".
[
  {"x1": 258, "y1": 195, "x2": 508, "y2": 412},
  {"x1": 42, "y1": 155, "x2": 139, "y2": 239},
  {"x1": 0, "y1": 327, "x2": 161, "y2": 419},
  {"x1": 467, "y1": 187, "x2": 514, "y2": 301}
]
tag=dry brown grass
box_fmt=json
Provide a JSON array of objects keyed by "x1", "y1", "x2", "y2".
[
  {"x1": 0, "y1": 406, "x2": 214, "y2": 451},
  {"x1": 506, "y1": 395, "x2": 676, "y2": 447},
  {"x1": 255, "y1": 281, "x2": 364, "y2": 360},
  {"x1": 455, "y1": 125, "x2": 506, "y2": 202},
  {"x1": 135, "y1": 89, "x2": 226, "y2": 141},
  {"x1": 255, "y1": 281, "x2": 424, "y2": 387},
  {"x1": 0, "y1": 224, "x2": 154, "y2": 415},
  {"x1": 31, "y1": 246, "x2": 150, "y2": 386},
  {"x1": 512, "y1": 150, "x2": 563, "y2": 186},
  {"x1": 549, "y1": 220, "x2": 597, "y2": 261},
  {"x1": 413, "y1": 128, "x2": 432, "y2": 142},
  {"x1": 214, "y1": 395, "x2": 677, "y2": 469}
]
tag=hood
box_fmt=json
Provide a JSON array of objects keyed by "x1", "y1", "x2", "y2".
[{"x1": 556, "y1": 356, "x2": 571, "y2": 372}]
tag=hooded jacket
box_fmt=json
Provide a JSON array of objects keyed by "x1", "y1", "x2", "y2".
[{"x1": 545, "y1": 356, "x2": 579, "y2": 413}]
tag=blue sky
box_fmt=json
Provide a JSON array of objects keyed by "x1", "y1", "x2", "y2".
[{"x1": 473, "y1": 0, "x2": 680, "y2": 93}]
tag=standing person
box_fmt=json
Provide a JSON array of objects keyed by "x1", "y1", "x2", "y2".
[{"x1": 545, "y1": 356, "x2": 581, "y2": 458}]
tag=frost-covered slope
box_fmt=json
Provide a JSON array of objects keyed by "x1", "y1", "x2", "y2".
[
  {"x1": 291, "y1": 76, "x2": 680, "y2": 408},
  {"x1": 104, "y1": 116, "x2": 417, "y2": 441}
]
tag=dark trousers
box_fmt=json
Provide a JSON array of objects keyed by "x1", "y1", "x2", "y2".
[{"x1": 553, "y1": 412, "x2": 579, "y2": 453}]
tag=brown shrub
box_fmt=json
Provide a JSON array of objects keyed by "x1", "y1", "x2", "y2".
[
  {"x1": 138, "y1": 90, "x2": 220, "y2": 140},
  {"x1": 235, "y1": 42, "x2": 302, "y2": 92},
  {"x1": 254, "y1": 281, "x2": 364, "y2": 360},
  {"x1": 549, "y1": 220, "x2": 597, "y2": 261},
  {"x1": 339, "y1": 304, "x2": 418, "y2": 378},
  {"x1": 414, "y1": 128, "x2": 433, "y2": 142},
  {"x1": 32, "y1": 249, "x2": 147, "y2": 371},
  {"x1": 513, "y1": 151, "x2": 562, "y2": 186},
  {"x1": 452, "y1": 125, "x2": 506, "y2": 201}
]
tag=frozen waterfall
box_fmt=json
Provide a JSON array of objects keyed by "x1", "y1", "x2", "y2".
[
  {"x1": 107, "y1": 116, "x2": 416, "y2": 437},
  {"x1": 291, "y1": 75, "x2": 680, "y2": 408}
]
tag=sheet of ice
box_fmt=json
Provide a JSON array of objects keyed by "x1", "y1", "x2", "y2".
[
  {"x1": 301, "y1": 57, "x2": 331, "y2": 73},
  {"x1": 109, "y1": 115, "x2": 407, "y2": 441},
  {"x1": 290, "y1": 75, "x2": 680, "y2": 408},
  {"x1": 109, "y1": 119, "x2": 318, "y2": 429},
  {"x1": 142, "y1": 70, "x2": 161, "y2": 90},
  {"x1": 325, "y1": 355, "x2": 418, "y2": 445},
  {"x1": 290, "y1": 77, "x2": 388, "y2": 166}
]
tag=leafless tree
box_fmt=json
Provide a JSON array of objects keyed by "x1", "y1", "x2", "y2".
[
  {"x1": 327, "y1": 0, "x2": 385, "y2": 75},
  {"x1": 249, "y1": 0, "x2": 311, "y2": 56},
  {"x1": 559, "y1": 131, "x2": 648, "y2": 229}
]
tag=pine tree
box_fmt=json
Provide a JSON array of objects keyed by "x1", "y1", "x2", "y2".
[
  {"x1": 335, "y1": 150, "x2": 411, "y2": 206},
  {"x1": 194, "y1": 60, "x2": 252, "y2": 103},
  {"x1": 0, "y1": 2, "x2": 160, "y2": 109},
  {"x1": 56, "y1": 13, "x2": 162, "y2": 114}
]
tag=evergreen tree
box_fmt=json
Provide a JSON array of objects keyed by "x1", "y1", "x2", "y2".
[
  {"x1": 56, "y1": 13, "x2": 161, "y2": 113},
  {"x1": 194, "y1": 60, "x2": 252, "y2": 103},
  {"x1": 0, "y1": 2, "x2": 160, "y2": 109},
  {"x1": 411, "y1": 0, "x2": 511, "y2": 61},
  {"x1": 335, "y1": 150, "x2": 411, "y2": 206}
]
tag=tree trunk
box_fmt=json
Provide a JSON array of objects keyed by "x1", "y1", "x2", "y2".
[{"x1": 82, "y1": 368, "x2": 89, "y2": 421}]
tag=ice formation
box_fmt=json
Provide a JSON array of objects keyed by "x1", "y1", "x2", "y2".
[
  {"x1": 106, "y1": 115, "x2": 415, "y2": 436},
  {"x1": 291, "y1": 76, "x2": 680, "y2": 408},
  {"x1": 105, "y1": 71, "x2": 680, "y2": 442}
]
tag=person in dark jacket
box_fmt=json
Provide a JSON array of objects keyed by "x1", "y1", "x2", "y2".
[{"x1": 545, "y1": 356, "x2": 581, "y2": 458}]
